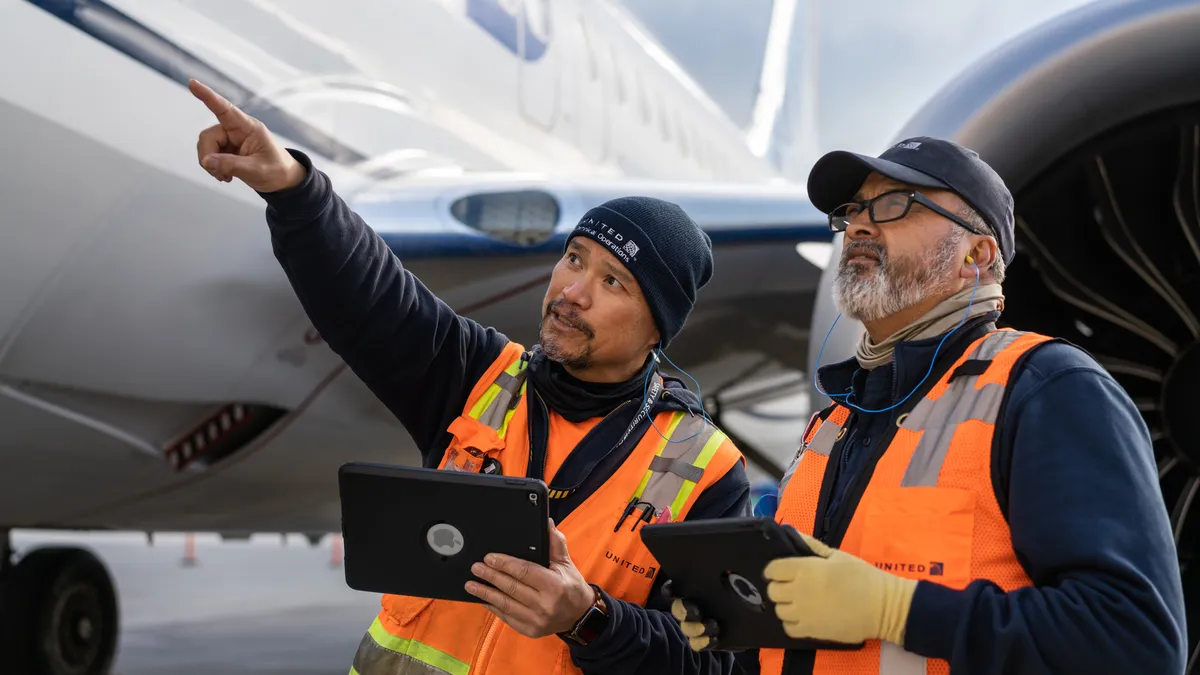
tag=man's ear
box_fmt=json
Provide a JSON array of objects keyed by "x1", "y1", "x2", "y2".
[{"x1": 961, "y1": 235, "x2": 999, "y2": 279}]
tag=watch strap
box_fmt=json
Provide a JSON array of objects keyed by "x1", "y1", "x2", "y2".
[{"x1": 560, "y1": 584, "x2": 609, "y2": 646}]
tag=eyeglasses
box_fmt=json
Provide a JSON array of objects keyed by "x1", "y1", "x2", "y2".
[{"x1": 827, "y1": 189, "x2": 987, "y2": 236}]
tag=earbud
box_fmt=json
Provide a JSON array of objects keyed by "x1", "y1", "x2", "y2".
[{"x1": 965, "y1": 254, "x2": 975, "y2": 264}]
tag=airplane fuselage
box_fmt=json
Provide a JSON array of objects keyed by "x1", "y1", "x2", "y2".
[{"x1": 0, "y1": 0, "x2": 791, "y2": 535}]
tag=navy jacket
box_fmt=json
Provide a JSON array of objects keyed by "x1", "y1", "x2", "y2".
[
  {"x1": 775, "y1": 311, "x2": 1186, "y2": 675},
  {"x1": 260, "y1": 150, "x2": 751, "y2": 675}
]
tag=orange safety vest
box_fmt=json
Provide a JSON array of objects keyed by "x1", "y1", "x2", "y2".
[
  {"x1": 760, "y1": 329, "x2": 1051, "y2": 675},
  {"x1": 349, "y1": 341, "x2": 745, "y2": 675}
]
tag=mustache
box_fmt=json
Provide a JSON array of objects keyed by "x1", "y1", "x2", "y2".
[
  {"x1": 841, "y1": 240, "x2": 887, "y2": 264},
  {"x1": 545, "y1": 299, "x2": 596, "y2": 338}
]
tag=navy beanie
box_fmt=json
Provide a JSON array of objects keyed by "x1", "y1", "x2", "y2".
[{"x1": 565, "y1": 196, "x2": 714, "y2": 349}]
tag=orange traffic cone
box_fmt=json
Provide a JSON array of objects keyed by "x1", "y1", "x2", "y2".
[
  {"x1": 330, "y1": 533, "x2": 343, "y2": 568},
  {"x1": 182, "y1": 532, "x2": 197, "y2": 567}
]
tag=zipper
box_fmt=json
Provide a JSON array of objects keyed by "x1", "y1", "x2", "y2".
[
  {"x1": 890, "y1": 359, "x2": 899, "y2": 405},
  {"x1": 472, "y1": 615, "x2": 502, "y2": 673},
  {"x1": 538, "y1": 394, "x2": 550, "y2": 480}
]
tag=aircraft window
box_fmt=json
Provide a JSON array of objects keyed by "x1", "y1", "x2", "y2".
[{"x1": 450, "y1": 190, "x2": 560, "y2": 246}]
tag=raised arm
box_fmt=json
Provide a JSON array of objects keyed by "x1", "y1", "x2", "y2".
[{"x1": 189, "y1": 79, "x2": 506, "y2": 461}]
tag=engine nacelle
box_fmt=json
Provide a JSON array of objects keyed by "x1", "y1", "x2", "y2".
[{"x1": 810, "y1": 0, "x2": 1200, "y2": 385}]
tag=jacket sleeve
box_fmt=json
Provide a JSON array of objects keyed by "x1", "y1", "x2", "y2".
[
  {"x1": 902, "y1": 342, "x2": 1187, "y2": 674},
  {"x1": 260, "y1": 150, "x2": 508, "y2": 464},
  {"x1": 565, "y1": 454, "x2": 752, "y2": 675}
]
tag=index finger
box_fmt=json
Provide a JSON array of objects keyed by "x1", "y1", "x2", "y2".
[
  {"x1": 485, "y1": 553, "x2": 552, "y2": 586},
  {"x1": 188, "y1": 79, "x2": 251, "y2": 128}
]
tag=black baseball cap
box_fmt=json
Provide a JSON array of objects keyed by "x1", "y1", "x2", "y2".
[{"x1": 807, "y1": 136, "x2": 1016, "y2": 265}]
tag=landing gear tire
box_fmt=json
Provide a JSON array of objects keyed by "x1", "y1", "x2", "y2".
[{"x1": 0, "y1": 547, "x2": 119, "y2": 675}]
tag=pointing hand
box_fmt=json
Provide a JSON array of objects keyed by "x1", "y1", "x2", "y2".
[{"x1": 188, "y1": 79, "x2": 306, "y2": 193}]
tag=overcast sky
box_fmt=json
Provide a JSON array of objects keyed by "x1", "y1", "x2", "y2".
[{"x1": 619, "y1": 0, "x2": 1097, "y2": 178}]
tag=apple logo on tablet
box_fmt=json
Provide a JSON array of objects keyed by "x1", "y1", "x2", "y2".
[
  {"x1": 727, "y1": 572, "x2": 764, "y2": 608},
  {"x1": 427, "y1": 523, "x2": 465, "y2": 556}
]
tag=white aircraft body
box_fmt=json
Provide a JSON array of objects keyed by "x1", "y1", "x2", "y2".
[{"x1": 0, "y1": 1, "x2": 827, "y2": 671}]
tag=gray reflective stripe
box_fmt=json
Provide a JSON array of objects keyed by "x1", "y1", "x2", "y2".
[
  {"x1": 640, "y1": 414, "x2": 714, "y2": 509},
  {"x1": 495, "y1": 370, "x2": 522, "y2": 395},
  {"x1": 648, "y1": 455, "x2": 705, "y2": 483},
  {"x1": 478, "y1": 372, "x2": 528, "y2": 430},
  {"x1": 899, "y1": 382, "x2": 1005, "y2": 487},
  {"x1": 899, "y1": 331, "x2": 1022, "y2": 488},
  {"x1": 973, "y1": 329, "x2": 1024, "y2": 361},
  {"x1": 777, "y1": 447, "x2": 804, "y2": 497},
  {"x1": 806, "y1": 416, "x2": 843, "y2": 457},
  {"x1": 350, "y1": 631, "x2": 454, "y2": 675},
  {"x1": 778, "y1": 413, "x2": 844, "y2": 495},
  {"x1": 880, "y1": 642, "x2": 927, "y2": 675}
]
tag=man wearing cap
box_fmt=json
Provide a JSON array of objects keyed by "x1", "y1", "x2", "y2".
[
  {"x1": 189, "y1": 80, "x2": 753, "y2": 675},
  {"x1": 671, "y1": 136, "x2": 1186, "y2": 675}
]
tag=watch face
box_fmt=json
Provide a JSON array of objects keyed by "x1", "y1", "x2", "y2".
[{"x1": 575, "y1": 606, "x2": 608, "y2": 643}]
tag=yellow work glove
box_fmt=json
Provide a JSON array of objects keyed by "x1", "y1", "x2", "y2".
[
  {"x1": 661, "y1": 580, "x2": 721, "y2": 651},
  {"x1": 764, "y1": 531, "x2": 918, "y2": 645},
  {"x1": 671, "y1": 597, "x2": 721, "y2": 651}
]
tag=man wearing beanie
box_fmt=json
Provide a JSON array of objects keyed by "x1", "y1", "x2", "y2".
[{"x1": 189, "y1": 80, "x2": 750, "y2": 675}]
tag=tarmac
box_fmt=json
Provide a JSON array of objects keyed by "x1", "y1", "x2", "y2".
[
  {"x1": 8, "y1": 401, "x2": 806, "y2": 674},
  {"x1": 11, "y1": 530, "x2": 381, "y2": 675}
]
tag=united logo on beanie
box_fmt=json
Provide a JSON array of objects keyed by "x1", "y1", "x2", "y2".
[{"x1": 565, "y1": 196, "x2": 714, "y2": 348}]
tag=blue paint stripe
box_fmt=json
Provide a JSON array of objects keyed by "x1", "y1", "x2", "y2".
[
  {"x1": 379, "y1": 224, "x2": 832, "y2": 260},
  {"x1": 29, "y1": 0, "x2": 829, "y2": 260},
  {"x1": 468, "y1": 0, "x2": 548, "y2": 61}
]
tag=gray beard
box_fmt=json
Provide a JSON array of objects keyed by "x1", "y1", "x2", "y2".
[{"x1": 832, "y1": 229, "x2": 964, "y2": 323}]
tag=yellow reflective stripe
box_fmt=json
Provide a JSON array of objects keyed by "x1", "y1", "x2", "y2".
[
  {"x1": 668, "y1": 430, "x2": 728, "y2": 518},
  {"x1": 496, "y1": 381, "x2": 526, "y2": 439},
  {"x1": 468, "y1": 359, "x2": 527, "y2": 421},
  {"x1": 632, "y1": 411, "x2": 687, "y2": 500},
  {"x1": 366, "y1": 617, "x2": 469, "y2": 675},
  {"x1": 348, "y1": 667, "x2": 359, "y2": 675},
  {"x1": 469, "y1": 384, "x2": 502, "y2": 420}
]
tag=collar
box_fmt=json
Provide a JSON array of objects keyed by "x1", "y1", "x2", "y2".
[
  {"x1": 816, "y1": 312, "x2": 1001, "y2": 408},
  {"x1": 527, "y1": 347, "x2": 701, "y2": 422}
]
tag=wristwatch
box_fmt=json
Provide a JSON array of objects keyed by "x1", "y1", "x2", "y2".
[{"x1": 560, "y1": 584, "x2": 610, "y2": 646}]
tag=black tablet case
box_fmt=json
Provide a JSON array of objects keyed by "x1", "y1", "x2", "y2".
[
  {"x1": 641, "y1": 517, "x2": 865, "y2": 652},
  {"x1": 338, "y1": 462, "x2": 549, "y2": 603}
]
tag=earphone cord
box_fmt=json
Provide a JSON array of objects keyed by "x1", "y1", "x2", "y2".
[
  {"x1": 641, "y1": 346, "x2": 714, "y2": 443},
  {"x1": 811, "y1": 259, "x2": 981, "y2": 414}
]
